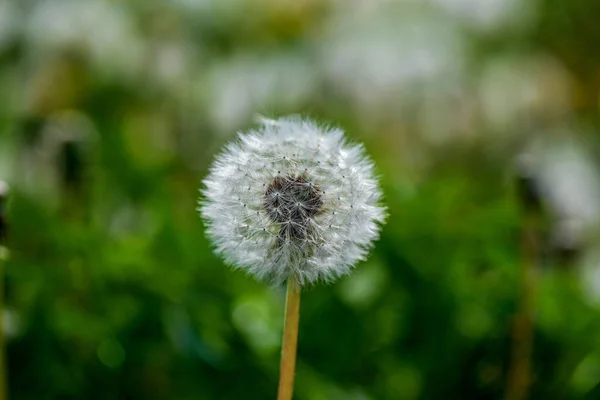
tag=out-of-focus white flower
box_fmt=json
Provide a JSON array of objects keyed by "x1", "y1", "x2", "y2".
[
  {"x1": 200, "y1": 116, "x2": 386, "y2": 286},
  {"x1": 479, "y1": 55, "x2": 572, "y2": 132},
  {"x1": 417, "y1": 84, "x2": 478, "y2": 145},
  {"x1": 25, "y1": 0, "x2": 144, "y2": 79},
  {"x1": 19, "y1": 110, "x2": 96, "y2": 208},
  {"x1": 520, "y1": 135, "x2": 600, "y2": 249},
  {"x1": 173, "y1": 0, "x2": 213, "y2": 13},
  {"x1": 581, "y1": 248, "x2": 600, "y2": 305},
  {"x1": 151, "y1": 40, "x2": 199, "y2": 97},
  {"x1": 430, "y1": 0, "x2": 533, "y2": 31},
  {"x1": 0, "y1": 181, "x2": 7, "y2": 198},
  {"x1": 203, "y1": 53, "x2": 317, "y2": 133},
  {"x1": 0, "y1": 179, "x2": 7, "y2": 244},
  {"x1": 0, "y1": 0, "x2": 19, "y2": 52},
  {"x1": 173, "y1": 0, "x2": 249, "y2": 18},
  {"x1": 2, "y1": 308, "x2": 21, "y2": 339},
  {"x1": 0, "y1": 135, "x2": 13, "y2": 192},
  {"x1": 320, "y1": 8, "x2": 465, "y2": 116}
]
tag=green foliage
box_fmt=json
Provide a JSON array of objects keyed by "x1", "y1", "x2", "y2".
[{"x1": 1, "y1": 0, "x2": 600, "y2": 399}]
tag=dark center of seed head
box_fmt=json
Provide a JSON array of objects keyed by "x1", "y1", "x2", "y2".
[{"x1": 264, "y1": 175, "x2": 323, "y2": 240}]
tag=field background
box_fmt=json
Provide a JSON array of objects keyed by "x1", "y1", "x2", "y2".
[{"x1": 2, "y1": 0, "x2": 600, "y2": 399}]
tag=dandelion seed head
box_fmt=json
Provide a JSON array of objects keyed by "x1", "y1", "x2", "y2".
[{"x1": 199, "y1": 116, "x2": 386, "y2": 286}]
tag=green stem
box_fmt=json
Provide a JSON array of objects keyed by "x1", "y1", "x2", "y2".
[
  {"x1": 0, "y1": 247, "x2": 6, "y2": 400},
  {"x1": 506, "y1": 218, "x2": 539, "y2": 400},
  {"x1": 277, "y1": 279, "x2": 301, "y2": 400}
]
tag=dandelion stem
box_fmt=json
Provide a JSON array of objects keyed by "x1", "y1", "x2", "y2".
[
  {"x1": 277, "y1": 279, "x2": 301, "y2": 400},
  {"x1": 506, "y1": 216, "x2": 540, "y2": 400},
  {"x1": 0, "y1": 182, "x2": 7, "y2": 400}
]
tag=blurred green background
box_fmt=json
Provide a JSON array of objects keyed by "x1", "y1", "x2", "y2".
[{"x1": 2, "y1": 0, "x2": 600, "y2": 399}]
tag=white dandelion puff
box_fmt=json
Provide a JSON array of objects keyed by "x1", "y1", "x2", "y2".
[{"x1": 199, "y1": 116, "x2": 386, "y2": 286}]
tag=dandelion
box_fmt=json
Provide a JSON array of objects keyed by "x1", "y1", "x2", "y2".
[
  {"x1": 199, "y1": 116, "x2": 386, "y2": 400},
  {"x1": 200, "y1": 116, "x2": 385, "y2": 286}
]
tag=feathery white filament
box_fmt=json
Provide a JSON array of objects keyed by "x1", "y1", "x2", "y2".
[{"x1": 199, "y1": 116, "x2": 386, "y2": 286}]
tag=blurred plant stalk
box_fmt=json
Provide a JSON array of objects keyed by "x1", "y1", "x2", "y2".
[
  {"x1": 0, "y1": 182, "x2": 8, "y2": 400},
  {"x1": 277, "y1": 280, "x2": 301, "y2": 400},
  {"x1": 0, "y1": 249, "x2": 6, "y2": 400},
  {"x1": 506, "y1": 173, "x2": 543, "y2": 400}
]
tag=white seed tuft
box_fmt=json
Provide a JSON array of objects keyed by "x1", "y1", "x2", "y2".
[{"x1": 199, "y1": 116, "x2": 386, "y2": 286}]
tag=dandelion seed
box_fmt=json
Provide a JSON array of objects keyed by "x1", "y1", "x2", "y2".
[{"x1": 199, "y1": 116, "x2": 386, "y2": 286}]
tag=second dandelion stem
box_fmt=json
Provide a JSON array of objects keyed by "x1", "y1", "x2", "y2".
[
  {"x1": 277, "y1": 279, "x2": 301, "y2": 400},
  {"x1": 0, "y1": 248, "x2": 6, "y2": 400},
  {"x1": 506, "y1": 216, "x2": 540, "y2": 400}
]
